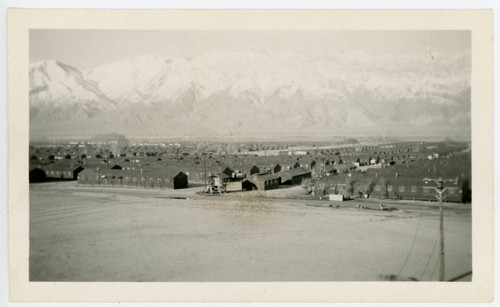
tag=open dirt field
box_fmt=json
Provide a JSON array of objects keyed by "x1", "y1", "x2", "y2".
[{"x1": 30, "y1": 182, "x2": 472, "y2": 281}]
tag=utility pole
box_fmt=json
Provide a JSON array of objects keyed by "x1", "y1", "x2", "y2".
[
  {"x1": 203, "y1": 152, "x2": 207, "y2": 194},
  {"x1": 423, "y1": 176, "x2": 456, "y2": 281},
  {"x1": 107, "y1": 160, "x2": 110, "y2": 186}
]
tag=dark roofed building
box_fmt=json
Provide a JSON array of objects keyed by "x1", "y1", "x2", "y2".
[
  {"x1": 145, "y1": 169, "x2": 188, "y2": 189},
  {"x1": 222, "y1": 167, "x2": 234, "y2": 178},
  {"x1": 211, "y1": 172, "x2": 231, "y2": 182},
  {"x1": 77, "y1": 168, "x2": 99, "y2": 185},
  {"x1": 77, "y1": 166, "x2": 188, "y2": 190},
  {"x1": 243, "y1": 173, "x2": 280, "y2": 191},
  {"x1": 42, "y1": 163, "x2": 84, "y2": 180},
  {"x1": 171, "y1": 171, "x2": 188, "y2": 189},
  {"x1": 249, "y1": 165, "x2": 260, "y2": 175},
  {"x1": 110, "y1": 164, "x2": 123, "y2": 170},
  {"x1": 29, "y1": 167, "x2": 46, "y2": 183},
  {"x1": 279, "y1": 168, "x2": 312, "y2": 185},
  {"x1": 313, "y1": 173, "x2": 463, "y2": 202}
]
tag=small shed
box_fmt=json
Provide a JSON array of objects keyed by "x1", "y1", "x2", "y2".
[{"x1": 171, "y1": 171, "x2": 188, "y2": 189}]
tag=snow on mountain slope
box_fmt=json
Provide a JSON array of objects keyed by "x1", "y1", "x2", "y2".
[
  {"x1": 29, "y1": 60, "x2": 116, "y2": 124},
  {"x1": 29, "y1": 48, "x2": 471, "y2": 138}
]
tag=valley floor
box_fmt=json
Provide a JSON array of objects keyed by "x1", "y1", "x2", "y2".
[{"x1": 29, "y1": 182, "x2": 472, "y2": 281}]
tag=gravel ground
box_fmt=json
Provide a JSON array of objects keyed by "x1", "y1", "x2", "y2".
[{"x1": 29, "y1": 182, "x2": 472, "y2": 282}]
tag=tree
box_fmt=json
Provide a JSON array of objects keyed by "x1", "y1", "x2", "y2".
[
  {"x1": 461, "y1": 177, "x2": 471, "y2": 203},
  {"x1": 346, "y1": 178, "x2": 356, "y2": 197},
  {"x1": 376, "y1": 179, "x2": 387, "y2": 199},
  {"x1": 363, "y1": 179, "x2": 376, "y2": 198},
  {"x1": 311, "y1": 160, "x2": 317, "y2": 169},
  {"x1": 91, "y1": 141, "x2": 107, "y2": 156},
  {"x1": 316, "y1": 181, "x2": 327, "y2": 199},
  {"x1": 301, "y1": 178, "x2": 312, "y2": 195},
  {"x1": 115, "y1": 134, "x2": 130, "y2": 153},
  {"x1": 91, "y1": 133, "x2": 130, "y2": 156}
]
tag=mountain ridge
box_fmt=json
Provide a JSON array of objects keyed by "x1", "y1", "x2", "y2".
[{"x1": 29, "y1": 48, "x2": 471, "y2": 138}]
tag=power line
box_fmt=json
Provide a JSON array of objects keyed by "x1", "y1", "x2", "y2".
[
  {"x1": 398, "y1": 214, "x2": 422, "y2": 277},
  {"x1": 448, "y1": 271, "x2": 473, "y2": 282},
  {"x1": 429, "y1": 254, "x2": 440, "y2": 280},
  {"x1": 419, "y1": 222, "x2": 439, "y2": 280}
]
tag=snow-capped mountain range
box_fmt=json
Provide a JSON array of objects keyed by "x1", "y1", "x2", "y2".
[{"x1": 29, "y1": 48, "x2": 471, "y2": 138}]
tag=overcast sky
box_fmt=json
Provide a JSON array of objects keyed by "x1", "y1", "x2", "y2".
[{"x1": 30, "y1": 30, "x2": 470, "y2": 70}]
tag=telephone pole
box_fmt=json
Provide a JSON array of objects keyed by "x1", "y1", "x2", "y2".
[
  {"x1": 423, "y1": 177, "x2": 456, "y2": 281},
  {"x1": 203, "y1": 152, "x2": 207, "y2": 194}
]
